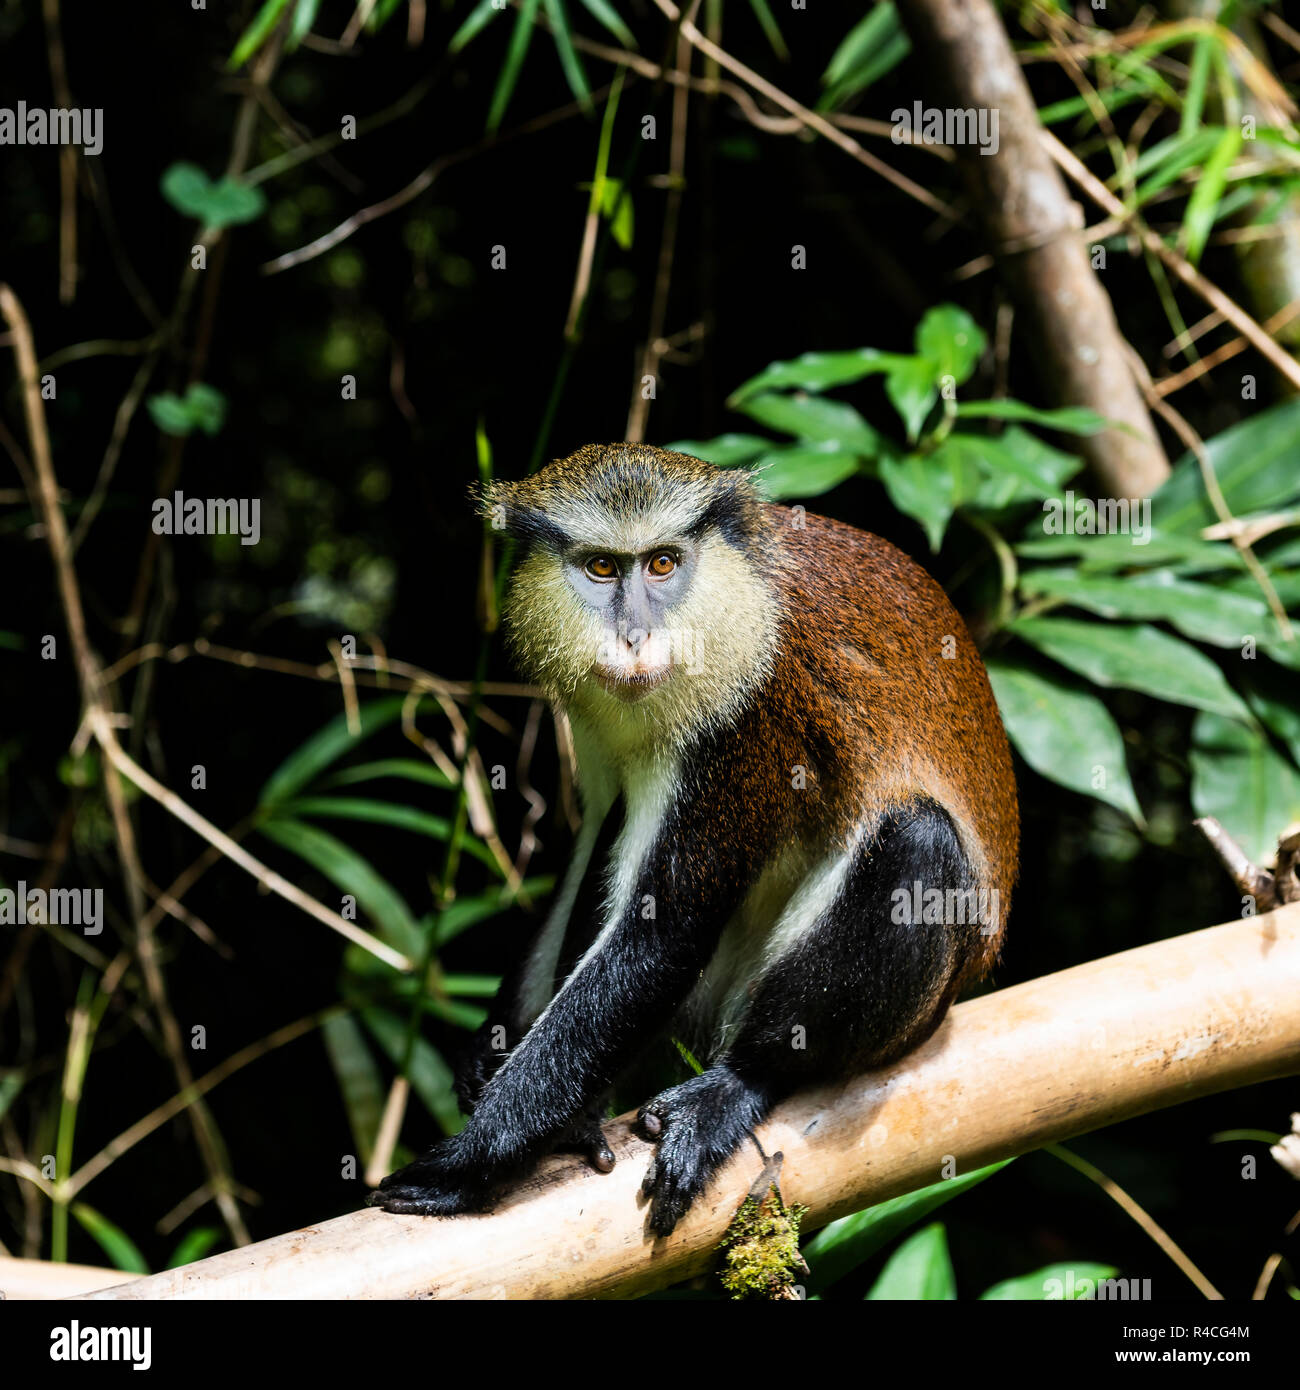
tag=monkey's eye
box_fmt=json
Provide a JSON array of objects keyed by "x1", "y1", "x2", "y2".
[
  {"x1": 585, "y1": 555, "x2": 618, "y2": 580},
  {"x1": 647, "y1": 552, "x2": 677, "y2": 578}
]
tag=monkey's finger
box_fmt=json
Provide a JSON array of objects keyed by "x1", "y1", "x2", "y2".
[{"x1": 636, "y1": 1106, "x2": 664, "y2": 1140}]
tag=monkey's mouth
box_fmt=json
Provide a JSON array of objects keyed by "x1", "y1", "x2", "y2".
[{"x1": 591, "y1": 664, "x2": 671, "y2": 700}]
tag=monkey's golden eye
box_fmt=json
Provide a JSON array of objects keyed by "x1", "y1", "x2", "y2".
[
  {"x1": 647, "y1": 552, "x2": 677, "y2": 577},
  {"x1": 585, "y1": 556, "x2": 617, "y2": 580}
]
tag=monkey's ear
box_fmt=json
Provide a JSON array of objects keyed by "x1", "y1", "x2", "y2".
[
  {"x1": 471, "y1": 478, "x2": 513, "y2": 535},
  {"x1": 470, "y1": 478, "x2": 571, "y2": 551}
]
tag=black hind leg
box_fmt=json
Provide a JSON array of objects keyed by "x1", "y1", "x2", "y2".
[{"x1": 638, "y1": 800, "x2": 980, "y2": 1236}]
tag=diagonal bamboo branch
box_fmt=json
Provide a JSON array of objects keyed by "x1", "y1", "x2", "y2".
[{"x1": 80, "y1": 906, "x2": 1300, "y2": 1301}]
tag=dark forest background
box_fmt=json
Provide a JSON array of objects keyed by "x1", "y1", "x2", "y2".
[{"x1": 1, "y1": 0, "x2": 1298, "y2": 1300}]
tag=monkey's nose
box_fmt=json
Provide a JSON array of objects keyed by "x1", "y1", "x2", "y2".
[{"x1": 623, "y1": 627, "x2": 649, "y2": 655}]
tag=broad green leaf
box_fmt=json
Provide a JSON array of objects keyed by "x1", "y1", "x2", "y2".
[
  {"x1": 1019, "y1": 568, "x2": 1283, "y2": 649},
  {"x1": 166, "y1": 1227, "x2": 222, "y2": 1269},
  {"x1": 487, "y1": 0, "x2": 541, "y2": 133},
  {"x1": 362, "y1": 1007, "x2": 463, "y2": 1135},
  {"x1": 71, "y1": 1203, "x2": 149, "y2": 1274},
  {"x1": 1010, "y1": 618, "x2": 1253, "y2": 721},
  {"x1": 803, "y1": 1160, "x2": 1010, "y2": 1294},
  {"x1": 282, "y1": 796, "x2": 503, "y2": 875},
  {"x1": 885, "y1": 358, "x2": 938, "y2": 443},
  {"x1": 258, "y1": 816, "x2": 423, "y2": 960},
  {"x1": 915, "y1": 305, "x2": 985, "y2": 387},
  {"x1": 1191, "y1": 713, "x2": 1300, "y2": 865},
  {"x1": 733, "y1": 392, "x2": 881, "y2": 454},
  {"x1": 228, "y1": 0, "x2": 291, "y2": 69},
  {"x1": 728, "y1": 348, "x2": 913, "y2": 404},
  {"x1": 260, "y1": 696, "x2": 421, "y2": 808},
  {"x1": 865, "y1": 1222, "x2": 957, "y2": 1300},
  {"x1": 160, "y1": 162, "x2": 266, "y2": 228},
  {"x1": 1015, "y1": 529, "x2": 1240, "y2": 575},
  {"x1": 962, "y1": 429, "x2": 1081, "y2": 501},
  {"x1": 664, "y1": 434, "x2": 772, "y2": 466},
  {"x1": 1153, "y1": 399, "x2": 1300, "y2": 535},
  {"x1": 322, "y1": 1012, "x2": 385, "y2": 1165},
  {"x1": 879, "y1": 450, "x2": 959, "y2": 550},
  {"x1": 986, "y1": 658, "x2": 1142, "y2": 823},
  {"x1": 752, "y1": 444, "x2": 863, "y2": 501},
  {"x1": 320, "y1": 758, "x2": 454, "y2": 791},
  {"x1": 980, "y1": 1262, "x2": 1118, "y2": 1300},
  {"x1": 955, "y1": 400, "x2": 1110, "y2": 435}
]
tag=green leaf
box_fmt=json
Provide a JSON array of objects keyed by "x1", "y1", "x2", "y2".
[
  {"x1": 986, "y1": 658, "x2": 1143, "y2": 823},
  {"x1": 664, "y1": 434, "x2": 772, "y2": 467},
  {"x1": 879, "y1": 449, "x2": 962, "y2": 551},
  {"x1": 288, "y1": 0, "x2": 322, "y2": 49},
  {"x1": 258, "y1": 817, "x2": 424, "y2": 960},
  {"x1": 981, "y1": 1262, "x2": 1118, "y2": 1300},
  {"x1": 728, "y1": 348, "x2": 913, "y2": 404},
  {"x1": 1240, "y1": 667, "x2": 1300, "y2": 768},
  {"x1": 433, "y1": 876, "x2": 555, "y2": 945},
  {"x1": 1019, "y1": 568, "x2": 1283, "y2": 649},
  {"x1": 1015, "y1": 529, "x2": 1239, "y2": 575},
  {"x1": 449, "y1": 0, "x2": 505, "y2": 52},
  {"x1": 803, "y1": 1160, "x2": 1010, "y2": 1293},
  {"x1": 146, "y1": 383, "x2": 228, "y2": 438},
  {"x1": 160, "y1": 162, "x2": 266, "y2": 228},
  {"x1": 600, "y1": 177, "x2": 633, "y2": 249},
  {"x1": 1191, "y1": 713, "x2": 1300, "y2": 866},
  {"x1": 280, "y1": 795, "x2": 503, "y2": 875},
  {"x1": 1010, "y1": 618, "x2": 1253, "y2": 721},
  {"x1": 865, "y1": 1223, "x2": 957, "y2": 1300},
  {"x1": 964, "y1": 429, "x2": 1082, "y2": 501},
  {"x1": 542, "y1": 0, "x2": 591, "y2": 107},
  {"x1": 362, "y1": 1007, "x2": 463, "y2": 1135},
  {"x1": 574, "y1": 0, "x2": 634, "y2": 47},
  {"x1": 321, "y1": 1012, "x2": 385, "y2": 1165},
  {"x1": 955, "y1": 400, "x2": 1110, "y2": 435},
  {"x1": 1154, "y1": 399, "x2": 1300, "y2": 535},
  {"x1": 228, "y1": 0, "x2": 292, "y2": 69},
  {"x1": 915, "y1": 305, "x2": 985, "y2": 387},
  {"x1": 166, "y1": 1227, "x2": 222, "y2": 1269},
  {"x1": 819, "y1": 4, "x2": 909, "y2": 109},
  {"x1": 1182, "y1": 126, "x2": 1242, "y2": 265},
  {"x1": 751, "y1": 444, "x2": 863, "y2": 501},
  {"x1": 487, "y1": 0, "x2": 542, "y2": 133},
  {"x1": 259, "y1": 696, "x2": 421, "y2": 808},
  {"x1": 885, "y1": 358, "x2": 939, "y2": 443},
  {"x1": 747, "y1": 0, "x2": 789, "y2": 61},
  {"x1": 0, "y1": 1069, "x2": 23, "y2": 1121},
  {"x1": 439, "y1": 973, "x2": 502, "y2": 997},
  {"x1": 319, "y1": 758, "x2": 454, "y2": 792},
  {"x1": 70, "y1": 1203, "x2": 149, "y2": 1274},
  {"x1": 732, "y1": 392, "x2": 881, "y2": 454}
]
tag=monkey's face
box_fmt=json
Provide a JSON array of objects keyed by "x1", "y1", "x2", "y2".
[{"x1": 483, "y1": 444, "x2": 781, "y2": 749}]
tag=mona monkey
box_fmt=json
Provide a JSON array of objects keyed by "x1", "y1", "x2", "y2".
[{"x1": 371, "y1": 443, "x2": 1018, "y2": 1236}]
